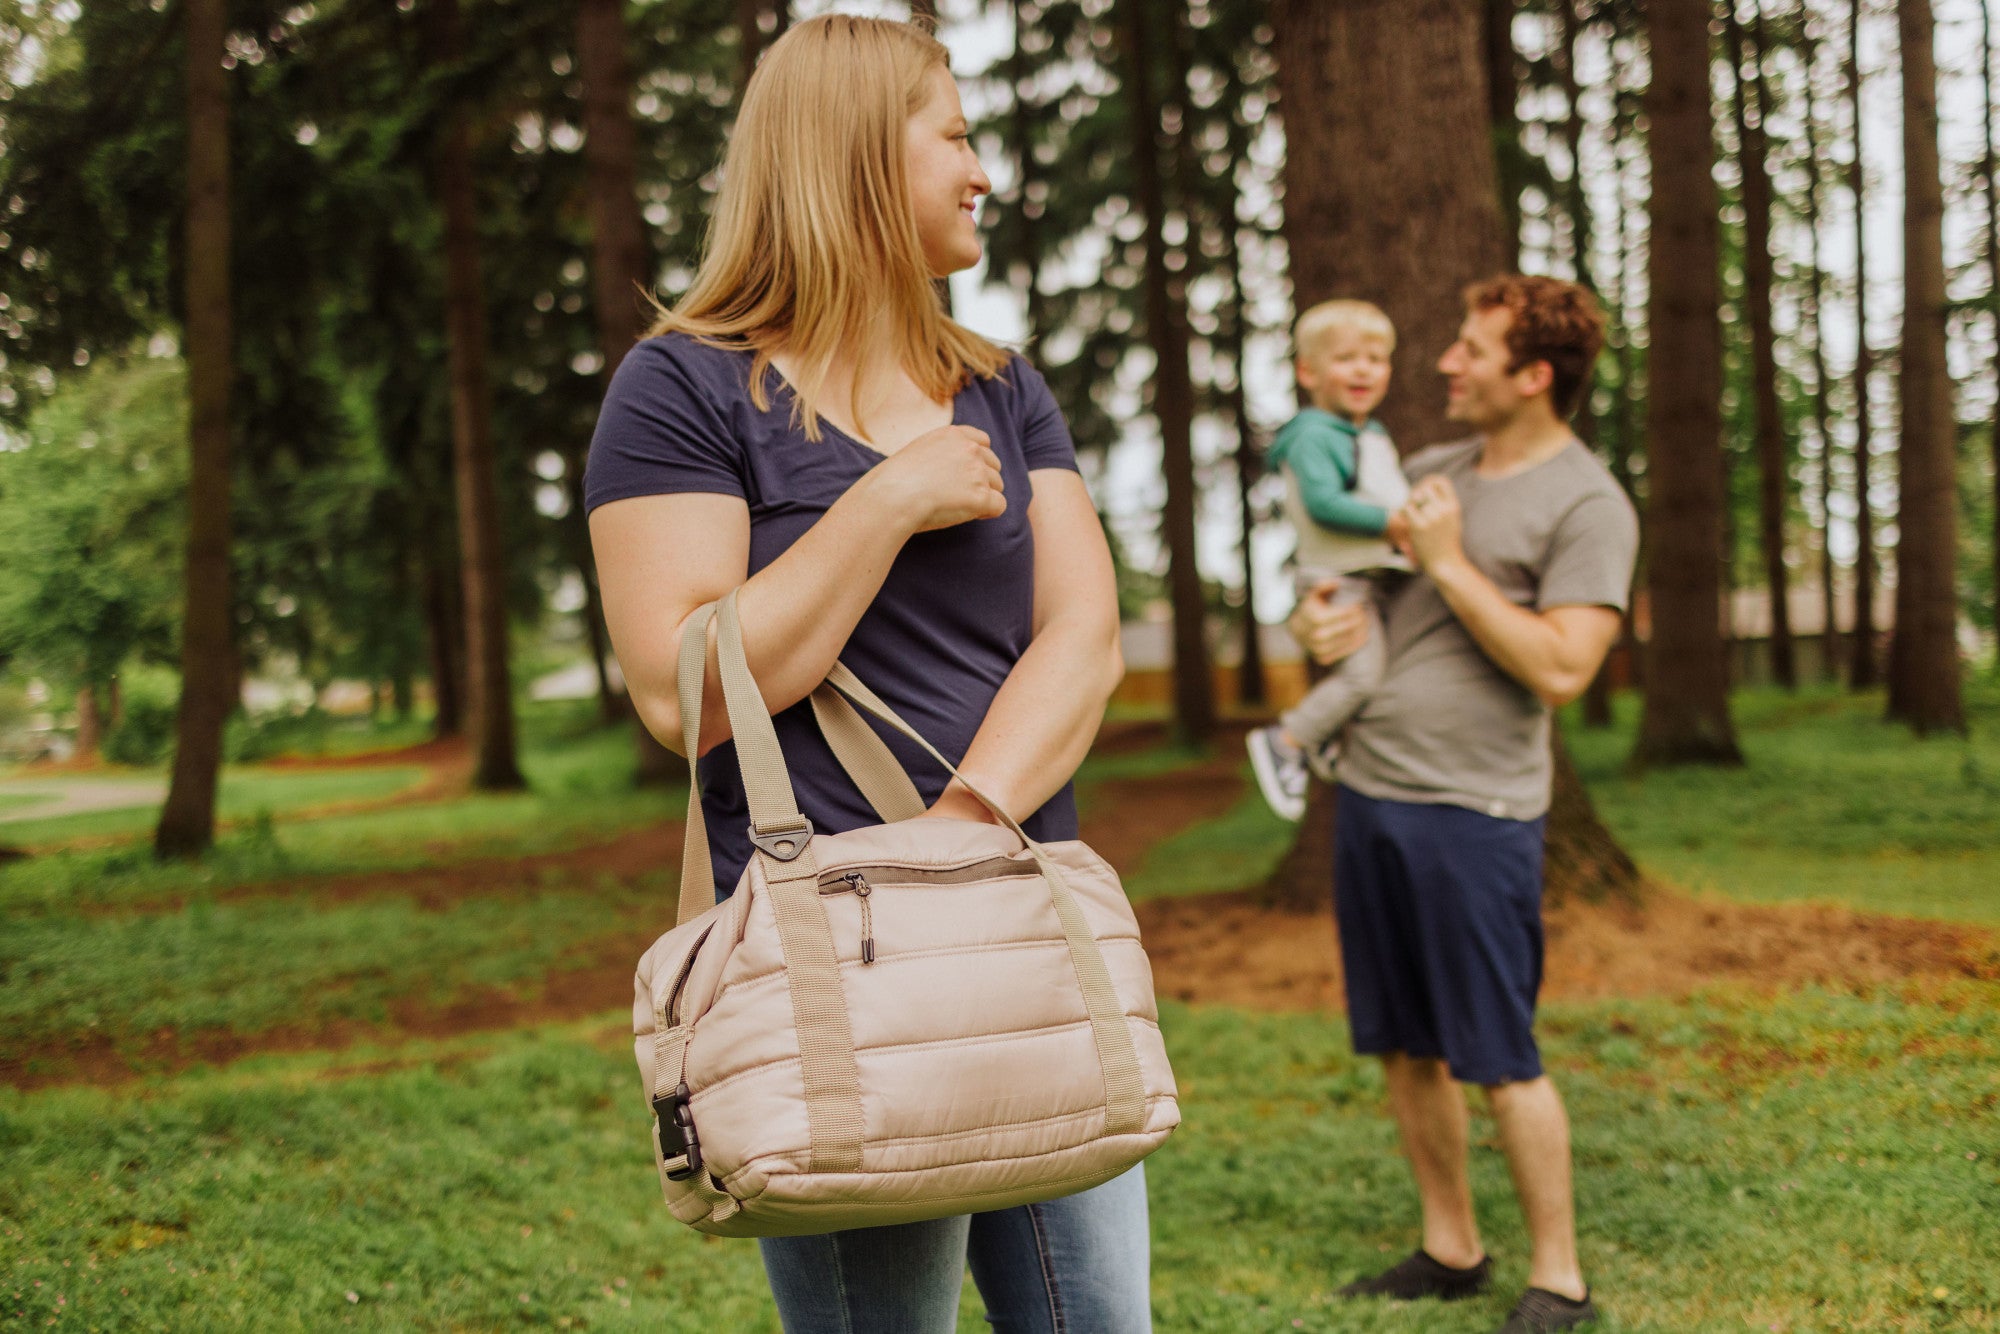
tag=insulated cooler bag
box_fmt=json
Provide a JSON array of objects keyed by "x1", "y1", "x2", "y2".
[{"x1": 633, "y1": 590, "x2": 1180, "y2": 1236}]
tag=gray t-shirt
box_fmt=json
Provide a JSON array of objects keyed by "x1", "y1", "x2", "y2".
[{"x1": 1339, "y1": 438, "x2": 1639, "y2": 822}]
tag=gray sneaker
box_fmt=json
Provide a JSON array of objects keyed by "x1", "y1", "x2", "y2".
[{"x1": 1246, "y1": 725, "x2": 1309, "y2": 822}]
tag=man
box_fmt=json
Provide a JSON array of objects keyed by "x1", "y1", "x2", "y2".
[{"x1": 1290, "y1": 275, "x2": 1638, "y2": 1333}]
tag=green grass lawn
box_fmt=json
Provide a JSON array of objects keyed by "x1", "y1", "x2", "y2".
[
  {"x1": 2, "y1": 693, "x2": 1996, "y2": 1329},
  {"x1": 1567, "y1": 680, "x2": 2000, "y2": 924},
  {"x1": 0, "y1": 766, "x2": 427, "y2": 847},
  {"x1": 2, "y1": 988, "x2": 1993, "y2": 1331}
]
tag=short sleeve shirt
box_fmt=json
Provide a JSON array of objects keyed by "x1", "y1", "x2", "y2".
[
  {"x1": 584, "y1": 333, "x2": 1081, "y2": 892},
  {"x1": 1339, "y1": 439, "x2": 1639, "y2": 822}
]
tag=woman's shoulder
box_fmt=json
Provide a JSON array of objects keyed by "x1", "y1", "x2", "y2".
[
  {"x1": 960, "y1": 349, "x2": 1056, "y2": 414},
  {"x1": 619, "y1": 331, "x2": 757, "y2": 394}
]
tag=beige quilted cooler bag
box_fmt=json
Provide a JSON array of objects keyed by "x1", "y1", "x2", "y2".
[{"x1": 633, "y1": 591, "x2": 1180, "y2": 1237}]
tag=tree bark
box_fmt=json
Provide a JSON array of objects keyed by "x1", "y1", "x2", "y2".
[
  {"x1": 1846, "y1": 0, "x2": 1880, "y2": 688},
  {"x1": 155, "y1": 0, "x2": 235, "y2": 858},
  {"x1": 577, "y1": 0, "x2": 678, "y2": 780},
  {"x1": 1274, "y1": 0, "x2": 1509, "y2": 454},
  {"x1": 1885, "y1": 0, "x2": 1965, "y2": 734},
  {"x1": 1802, "y1": 22, "x2": 1841, "y2": 681},
  {"x1": 1486, "y1": 0, "x2": 1522, "y2": 268},
  {"x1": 1981, "y1": 0, "x2": 2000, "y2": 661},
  {"x1": 1633, "y1": 0, "x2": 1743, "y2": 767},
  {"x1": 423, "y1": 547, "x2": 465, "y2": 738},
  {"x1": 75, "y1": 682, "x2": 103, "y2": 761},
  {"x1": 1117, "y1": 0, "x2": 1213, "y2": 745},
  {"x1": 1545, "y1": 724, "x2": 1640, "y2": 905},
  {"x1": 1726, "y1": 1, "x2": 1795, "y2": 690},
  {"x1": 434, "y1": 0, "x2": 525, "y2": 790}
]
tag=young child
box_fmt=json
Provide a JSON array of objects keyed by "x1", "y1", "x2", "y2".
[{"x1": 1246, "y1": 299, "x2": 1411, "y2": 821}]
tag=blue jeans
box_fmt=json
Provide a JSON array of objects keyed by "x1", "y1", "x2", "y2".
[{"x1": 757, "y1": 1166, "x2": 1152, "y2": 1333}]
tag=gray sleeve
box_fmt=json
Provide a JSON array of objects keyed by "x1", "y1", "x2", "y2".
[{"x1": 1537, "y1": 488, "x2": 1639, "y2": 612}]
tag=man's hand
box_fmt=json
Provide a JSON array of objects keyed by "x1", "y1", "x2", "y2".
[
  {"x1": 1288, "y1": 579, "x2": 1372, "y2": 666},
  {"x1": 1404, "y1": 475, "x2": 1466, "y2": 574}
]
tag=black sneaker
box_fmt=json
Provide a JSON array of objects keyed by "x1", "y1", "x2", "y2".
[
  {"x1": 1338, "y1": 1249, "x2": 1492, "y2": 1301},
  {"x1": 1246, "y1": 725, "x2": 1309, "y2": 821},
  {"x1": 1495, "y1": 1287, "x2": 1598, "y2": 1332}
]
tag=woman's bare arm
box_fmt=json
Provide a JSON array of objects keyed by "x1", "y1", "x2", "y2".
[
  {"x1": 589, "y1": 424, "x2": 1005, "y2": 758},
  {"x1": 924, "y1": 469, "x2": 1124, "y2": 825}
]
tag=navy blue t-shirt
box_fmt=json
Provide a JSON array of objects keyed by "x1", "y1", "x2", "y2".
[{"x1": 584, "y1": 333, "x2": 1082, "y2": 894}]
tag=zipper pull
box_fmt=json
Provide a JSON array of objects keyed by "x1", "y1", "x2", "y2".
[{"x1": 853, "y1": 875, "x2": 875, "y2": 964}]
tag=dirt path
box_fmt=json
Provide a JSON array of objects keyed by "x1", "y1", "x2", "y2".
[
  {"x1": 1135, "y1": 884, "x2": 2000, "y2": 1012},
  {"x1": 17, "y1": 746, "x2": 1994, "y2": 1092},
  {"x1": 0, "y1": 776, "x2": 167, "y2": 824}
]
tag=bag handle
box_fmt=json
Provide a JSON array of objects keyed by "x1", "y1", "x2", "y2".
[{"x1": 809, "y1": 685, "x2": 927, "y2": 824}]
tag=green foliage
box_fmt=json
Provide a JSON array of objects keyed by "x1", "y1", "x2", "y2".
[
  {"x1": 0, "y1": 357, "x2": 186, "y2": 689},
  {"x1": 101, "y1": 662, "x2": 182, "y2": 766}
]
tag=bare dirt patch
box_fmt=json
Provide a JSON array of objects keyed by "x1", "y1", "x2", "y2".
[
  {"x1": 1081, "y1": 751, "x2": 1248, "y2": 875},
  {"x1": 1135, "y1": 883, "x2": 2000, "y2": 1012}
]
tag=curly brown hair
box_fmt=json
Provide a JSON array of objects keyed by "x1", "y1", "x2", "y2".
[{"x1": 1462, "y1": 275, "x2": 1606, "y2": 421}]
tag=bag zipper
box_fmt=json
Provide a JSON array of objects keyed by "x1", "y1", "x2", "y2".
[
  {"x1": 820, "y1": 871, "x2": 876, "y2": 964},
  {"x1": 816, "y1": 855, "x2": 1041, "y2": 888},
  {"x1": 815, "y1": 858, "x2": 1043, "y2": 965}
]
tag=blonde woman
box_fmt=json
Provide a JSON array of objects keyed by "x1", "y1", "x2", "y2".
[{"x1": 584, "y1": 15, "x2": 1148, "y2": 1333}]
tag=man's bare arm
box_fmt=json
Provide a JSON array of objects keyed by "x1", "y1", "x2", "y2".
[{"x1": 1404, "y1": 475, "x2": 1621, "y2": 708}]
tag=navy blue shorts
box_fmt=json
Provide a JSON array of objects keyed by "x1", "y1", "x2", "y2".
[{"x1": 1332, "y1": 785, "x2": 1547, "y2": 1085}]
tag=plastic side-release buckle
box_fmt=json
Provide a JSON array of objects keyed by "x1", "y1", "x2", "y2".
[
  {"x1": 654, "y1": 1081, "x2": 702, "y2": 1181},
  {"x1": 748, "y1": 818, "x2": 814, "y2": 862}
]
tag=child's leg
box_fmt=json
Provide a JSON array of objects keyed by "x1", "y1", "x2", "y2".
[{"x1": 1279, "y1": 581, "x2": 1385, "y2": 752}]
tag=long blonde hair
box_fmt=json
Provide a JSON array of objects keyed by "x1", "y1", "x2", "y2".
[{"x1": 647, "y1": 14, "x2": 1010, "y2": 441}]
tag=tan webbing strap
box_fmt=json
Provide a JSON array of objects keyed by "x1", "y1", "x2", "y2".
[
  {"x1": 674, "y1": 604, "x2": 720, "y2": 925},
  {"x1": 811, "y1": 685, "x2": 927, "y2": 823},
  {"x1": 819, "y1": 663, "x2": 1148, "y2": 1136},
  {"x1": 712, "y1": 591, "x2": 866, "y2": 1172},
  {"x1": 713, "y1": 591, "x2": 811, "y2": 844}
]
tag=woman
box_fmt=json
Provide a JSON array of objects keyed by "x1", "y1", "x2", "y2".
[{"x1": 583, "y1": 15, "x2": 1148, "y2": 1333}]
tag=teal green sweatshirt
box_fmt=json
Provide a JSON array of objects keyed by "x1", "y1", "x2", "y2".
[{"x1": 1267, "y1": 408, "x2": 1389, "y2": 536}]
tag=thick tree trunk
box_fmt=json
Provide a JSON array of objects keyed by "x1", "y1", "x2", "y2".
[
  {"x1": 1982, "y1": 0, "x2": 2000, "y2": 660},
  {"x1": 1727, "y1": 1, "x2": 1795, "y2": 690},
  {"x1": 155, "y1": 0, "x2": 235, "y2": 858},
  {"x1": 1633, "y1": 0, "x2": 1743, "y2": 767},
  {"x1": 1846, "y1": 0, "x2": 1880, "y2": 689},
  {"x1": 1545, "y1": 724, "x2": 1640, "y2": 905},
  {"x1": 423, "y1": 548, "x2": 465, "y2": 737},
  {"x1": 434, "y1": 0, "x2": 525, "y2": 790},
  {"x1": 578, "y1": 0, "x2": 677, "y2": 779},
  {"x1": 1802, "y1": 27, "x2": 1841, "y2": 681},
  {"x1": 1486, "y1": 0, "x2": 1522, "y2": 268},
  {"x1": 1118, "y1": 0, "x2": 1213, "y2": 745},
  {"x1": 74, "y1": 682, "x2": 103, "y2": 761},
  {"x1": 1885, "y1": 0, "x2": 1965, "y2": 734},
  {"x1": 1274, "y1": 0, "x2": 1508, "y2": 453}
]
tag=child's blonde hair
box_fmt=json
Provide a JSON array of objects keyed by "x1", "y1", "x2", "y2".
[{"x1": 1294, "y1": 299, "x2": 1396, "y2": 359}]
